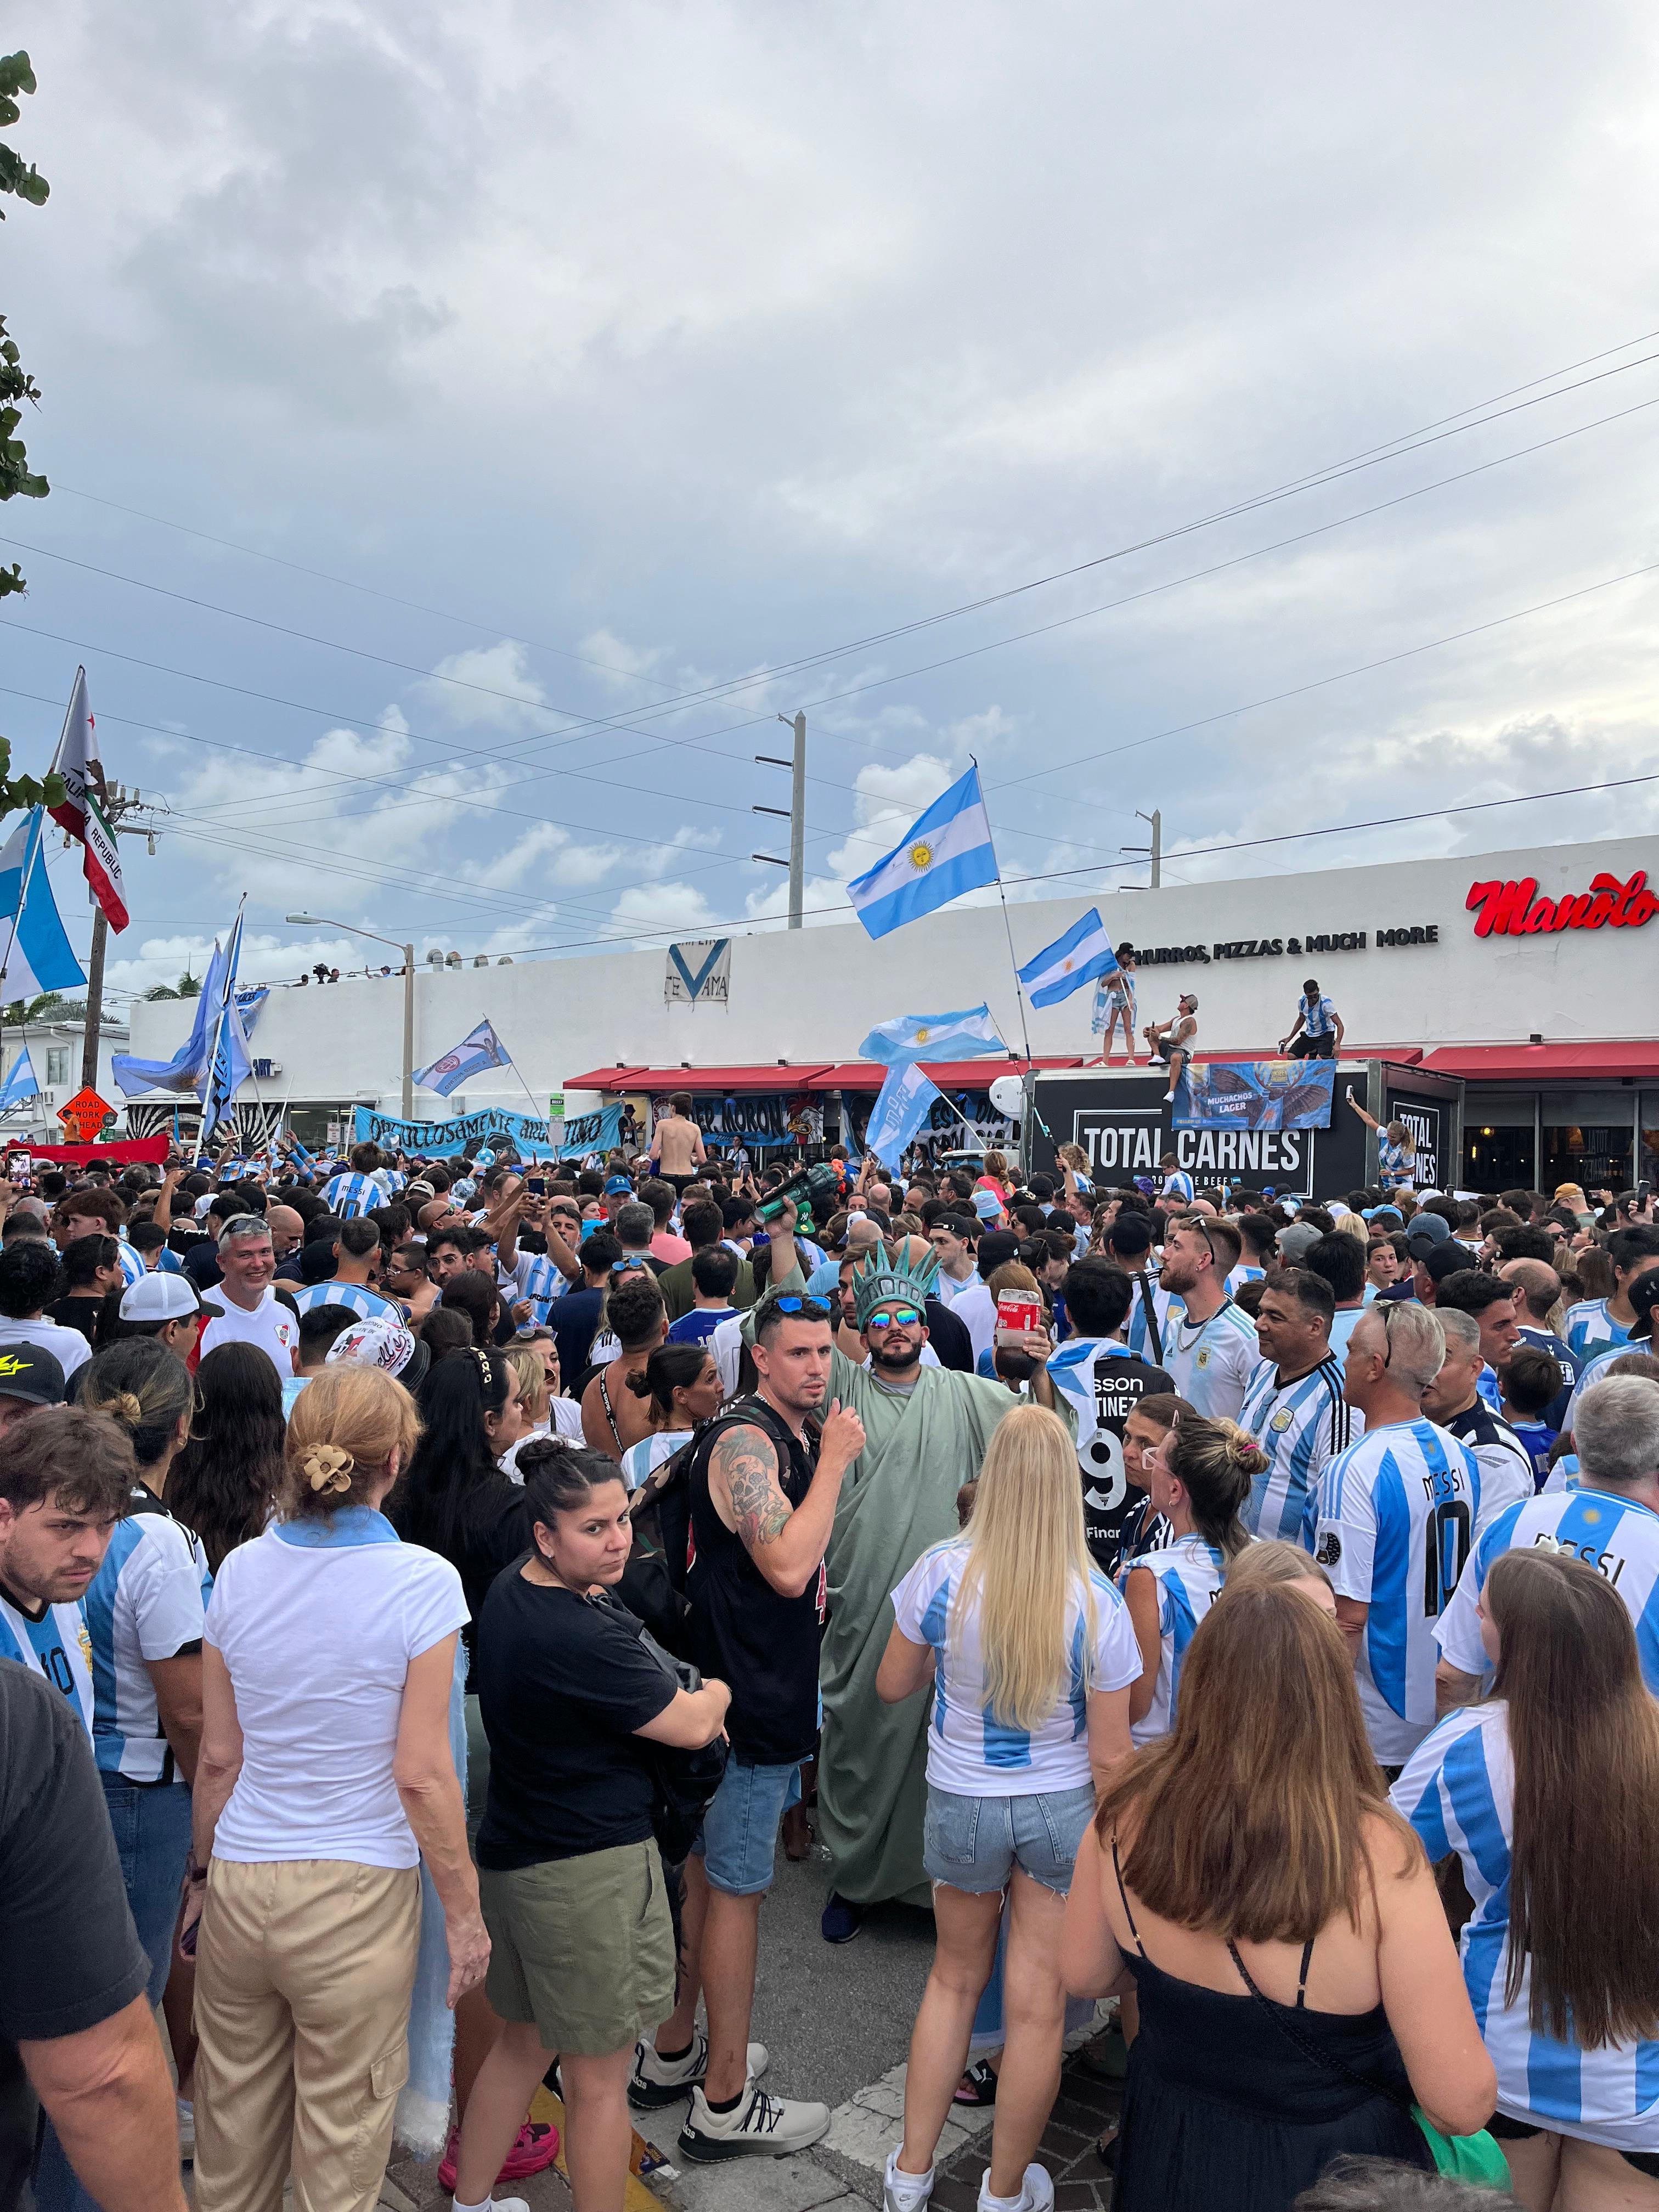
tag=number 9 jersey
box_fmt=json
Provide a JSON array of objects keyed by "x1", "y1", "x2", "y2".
[{"x1": 1312, "y1": 1416, "x2": 1481, "y2": 1765}]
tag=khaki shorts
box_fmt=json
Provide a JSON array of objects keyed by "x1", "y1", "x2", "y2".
[{"x1": 479, "y1": 1839, "x2": 676, "y2": 2057}]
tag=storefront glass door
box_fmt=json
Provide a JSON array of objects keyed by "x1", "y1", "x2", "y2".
[
  {"x1": 1464, "y1": 1125, "x2": 1534, "y2": 1192},
  {"x1": 1541, "y1": 1090, "x2": 1633, "y2": 1197}
]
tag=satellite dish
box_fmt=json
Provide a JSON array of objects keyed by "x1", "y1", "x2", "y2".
[{"x1": 988, "y1": 1074, "x2": 1025, "y2": 1118}]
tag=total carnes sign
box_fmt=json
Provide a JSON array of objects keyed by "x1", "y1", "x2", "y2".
[
  {"x1": 1074, "y1": 1110, "x2": 1313, "y2": 1194},
  {"x1": 1467, "y1": 868, "x2": 1657, "y2": 938}
]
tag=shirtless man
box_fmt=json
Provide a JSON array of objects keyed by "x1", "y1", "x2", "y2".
[
  {"x1": 651, "y1": 1091, "x2": 708, "y2": 1192},
  {"x1": 1144, "y1": 991, "x2": 1199, "y2": 1103}
]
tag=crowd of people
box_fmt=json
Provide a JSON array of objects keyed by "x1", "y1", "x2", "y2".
[{"x1": 3, "y1": 1113, "x2": 1659, "y2": 2212}]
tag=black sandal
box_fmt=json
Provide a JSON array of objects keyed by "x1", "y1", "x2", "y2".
[{"x1": 953, "y1": 2058, "x2": 998, "y2": 2107}]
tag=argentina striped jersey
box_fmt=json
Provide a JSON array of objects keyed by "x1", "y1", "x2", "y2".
[
  {"x1": 0, "y1": 1590, "x2": 94, "y2": 1734},
  {"x1": 1166, "y1": 1297, "x2": 1260, "y2": 1421},
  {"x1": 116, "y1": 1239, "x2": 146, "y2": 1289},
  {"x1": 287, "y1": 1281, "x2": 403, "y2": 1323},
  {"x1": 83, "y1": 1494, "x2": 210, "y2": 1781},
  {"x1": 1122, "y1": 1533, "x2": 1228, "y2": 1745},
  {"x1": 1394, "y1": 1703, "x2": 1659, "y2": 2150},
  {"x1": 1121, "y1": 1275, "x2": 1181, "y2": 1367},
  {"x1": 319, "y1": 1170, "x2": 390, "y2": 1219},
  {"x1": 1564, "y1": 1299, "x2": 1629, "y2": 1362},
  {"x1": 1313, "y1": 1418, "x2": 1481, "y2": 1763},
  {"x1": 1237, "y1": 1355, "x2": 1359, "y2": 1541},
  {"x1": 1435, "y1": 1487, "x2": 1659, "y2": 1690}
]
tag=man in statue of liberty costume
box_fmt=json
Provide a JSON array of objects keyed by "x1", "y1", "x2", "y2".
[{"x1": 763, "y1": 1216, "x2": 1065, "y2": 1943}]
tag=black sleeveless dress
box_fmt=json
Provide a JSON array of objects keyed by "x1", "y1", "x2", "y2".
[{"x1": 1110, "y1": 1841, "x2": 1433, "y2": 2210}]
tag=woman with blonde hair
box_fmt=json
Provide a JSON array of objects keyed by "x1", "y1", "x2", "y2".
[
  {"x1": 1346, "y1": 1096, "x2": 1419, "y2": 1195},
  {"x1": 188, "y1": 1367, "x2": 489, "y2": 2212},
  {"x1": 876, "y1": 1403, "x2": 1142, "y2": 2212},
  {"x1": 1224, "y1": 1537, "x2": 1339, "y2": 1624},
  {"x1": 1064, "y1": 1583, "x2": 1497, "y2": 2208},
  {"x1": 1122, "y1": 1413, "x2": 1263, "y2": 1742},
  {"x1": 1394, "y1": 1548, "x2": 1659, "y2": 2204}
]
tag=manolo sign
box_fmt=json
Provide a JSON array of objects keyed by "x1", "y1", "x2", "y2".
[{"x1": 1466, "y1": 869, "x2": 1657, "y2": 939}]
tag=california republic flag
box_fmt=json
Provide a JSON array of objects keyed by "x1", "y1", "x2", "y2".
[{"x1": 48, "y1": 665, "x2": 127, "y2": 932}]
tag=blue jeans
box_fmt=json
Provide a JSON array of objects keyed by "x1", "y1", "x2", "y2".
[
  {"x1": 693, "y1": 1758, "x2": 799, "y2": 1897},
  {"x1": 922, "y1": 1782, "x2": 1096, "y2": 1897},
  {"x1": 32, "y1": 1776, "x2": 193, "y2": 2212}
]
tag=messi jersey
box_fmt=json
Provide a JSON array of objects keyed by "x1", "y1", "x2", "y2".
[
  {"x1": 319, "y1": 1170, "x2": 390, "y2": 1219},
  {"x1": 1395, "y1": 1704, "x2": 1659, "y2": 2151},
  {"x1": 0, "y1": 1588, "x2": 94, "y2": 1734},
  {"x1": 1237, "y1": 1355, "x2": 1360, "y2": 1542},
  {"x1": 1313, "y1": 1418, "x2": 1481, "y2": 1762},
  {"x1": 1166, "y1": 1297, "x2": 1260, "y2": 1422},
  {"x1": 1122, "y1": 1534, "x2": 1226, "y2": 1745},
  {"x1": 1436, "y1": 1487, "x2": 1659, "y2": 1690}
]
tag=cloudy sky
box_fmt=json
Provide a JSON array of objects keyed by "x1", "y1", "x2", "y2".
[{"x1": 4, "y1": 0, "x2": 1659, "y2": 1010}]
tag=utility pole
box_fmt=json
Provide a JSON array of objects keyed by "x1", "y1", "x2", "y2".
[
  {"x1": 1122, "y1": 808, "x2": 1162, "y2": 891},
  {"x1": 753, "y1": 711, "x2": 807, "y2": 928},
  {"x1": 80, "y1": 785, "x2": 165, "y2": 1091}
]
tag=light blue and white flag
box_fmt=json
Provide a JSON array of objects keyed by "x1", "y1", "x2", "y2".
[
  {"x1": 0, "y1": 808, "x2": 87, "y2": 1006},
  {"x1": 111, "y1": 938, "x2": 230, "y2": 1097},
  {"x1": 413, "y1": 1019, "x2": 510, "y2": 1099},
  {"x1": 1017, "y1": 909, "x2": 1119, "y2": 1007},
  {"x1": 858, "y1": 1005, "x2": 1005, "y2": 1067},
  {"x1": 846, "y1": 765, "x2": 999, "y2": 940},
  {"x1": 199, "y1": 902, "x2": 253, "y2": 1148},
  {"x1": 864, "y1": 1061, "x2": 945, "y2": 1174},
  {"x1": 0, "y1": 1048, "x2": 39, "y2": 1113}
]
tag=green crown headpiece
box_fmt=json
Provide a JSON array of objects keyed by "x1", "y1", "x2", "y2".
[{"x1": 851, "y1": 1244, "x2": 940, "y2": 1330}]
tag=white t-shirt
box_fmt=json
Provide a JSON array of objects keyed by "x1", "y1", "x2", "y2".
[
  {"x1": 499, "y1": 1401, "x2": 586, "y2": 1482},
  {"x1": 200, "y1": 1288, "x2": 300, "y2": 1378},
  {"x1": 0, "y1": 1314, "x2": 90, "y2": 1380},
  {"x1": 205, "y1": 1513, "x2": 467, "y2": 1868},
  {"x1": 890, "y1": 1538, "x2": 1141, "y2": 1795},
  {"x1": 621, "y1": 1427, "x2": 693, "y2": 1492}
]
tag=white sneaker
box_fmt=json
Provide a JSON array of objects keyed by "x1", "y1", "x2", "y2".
[
  {"x1": 176, "y1": 2097, "x2": 194, "y2": 2163},
  {"x1": 884, "y1": 2145, "x2": 934, "y2": 2209},
  {"x1": 977, "y1": 2164, "x2": 1054, "y2": 2211},
  {"x1": 452, "y1": 2200, "x2": 530, "y2": 2212},
  {"x1": 678, "y1": 2081, "x2": 831, "y2": 2162},
  {"x1": 628, "y1": 2030, "x2": 770, "y2": 2107}
]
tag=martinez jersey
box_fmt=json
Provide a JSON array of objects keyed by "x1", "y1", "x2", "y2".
[
  {"x1": 1165, "y1": 1297, "x2": 1260, "y2": 1422},
  {"x1": 1237, "y1": 1355, "x2": 1360, "y2": 1543},
  {"x1": 1436, "y1": 1487, "x2": 1659, "y2": 1690},
  {"x1": 1313, "y1": 1418, "x2": 1481, "y2": 1764},
  {"x1": 1046, "y1": 1335, "x2": 1176, "y2": 1575},
  {"x1": 83, "y1": 1491, "x2": 210, "y2": 1782},
  {"x1": 0, "y1": 1585, "x2": 94, "y2": 1734},
  {"x1": 1123, "y1": 1533, "x2": 1228, "y2": 1745},
  {"x1": 1394, "y1": 1703, "x2": 1659, "y2": 2152}
]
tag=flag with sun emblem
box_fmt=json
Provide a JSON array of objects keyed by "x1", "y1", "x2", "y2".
[
  {"x1": 858, "y1": 1005, "x2": 1006, "y2": 1065},
  {"x1": 846, "y1": 765, "x2": 1000, "y2": 939}
]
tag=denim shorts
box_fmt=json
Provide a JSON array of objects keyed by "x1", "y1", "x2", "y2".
[
  {"x1": 922, "y1": 1782, "x2": 1096, "y2": 1897},
  {"x1": 693, "y1": 1757, "x2": 799, "y2": 1897}
]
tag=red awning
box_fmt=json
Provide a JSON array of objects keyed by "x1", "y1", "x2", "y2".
[
  {"x1": 562, "y1": 1066, "x2": 651, "y2": 1093},
  {"x1": 567, "y1": 1064, "x2": 834, "y2": 1094},
  {"x1": 1420, "y1": 1041, "x2": 1659, "y2": 1082},
  {"x1": 814, "y1": 1056, "x2": 1085, "y2": 1092}
]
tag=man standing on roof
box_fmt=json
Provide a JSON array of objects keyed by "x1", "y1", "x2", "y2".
[
  {"x1": 650, "y1": 1092, "x2": 707, "y2": 1193},
  {"x1": 763, "y1": 1216, "x2": 1066, "y2": 1944}
]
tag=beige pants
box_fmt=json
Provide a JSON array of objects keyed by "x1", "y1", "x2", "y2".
[{"x1": 193, "y1": 1858, "x2": 421, "y2": 2212}]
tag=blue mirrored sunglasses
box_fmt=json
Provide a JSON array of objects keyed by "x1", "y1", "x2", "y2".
[{"x1": 866, "y1": 1305, "x2": 923, "y2": 1329}]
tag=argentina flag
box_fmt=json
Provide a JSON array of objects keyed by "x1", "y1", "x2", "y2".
[
  {"x1": 846, "y1": 765, "x2": 999, "y2": 939},
  {"x1": 858, "y1": 1004, "x2": 1005, "y2": 1066},
  {"x1": 864, "y1": 1060, "x2": 945, "y2": 1173},
  {"x1": 414, "y1": 1018, "x2": 510, "y2": 1098},
  {"x1": 1017, "y1": 909, "x2": 1119, "y2": 1007},
  {"x1": 0, "y1": 808, "x2": 87, "y2": 1006}
]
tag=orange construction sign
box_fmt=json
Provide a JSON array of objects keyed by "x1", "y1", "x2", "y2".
[{"x1": 57, "y1": 1086, "x2": 115, "y2": 1144}]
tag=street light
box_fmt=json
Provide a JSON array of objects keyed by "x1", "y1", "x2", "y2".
[{"x1": 286, "y1": 913, "x2": 416, "y2": 1118}]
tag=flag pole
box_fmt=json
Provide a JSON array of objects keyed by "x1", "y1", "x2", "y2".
[
  {"x1": 504, "y1": 1051, "x2": 553, "y2": 1148},
  {"x1": 972, "y1": 755, "x2": 1034, "y2": 1065}
]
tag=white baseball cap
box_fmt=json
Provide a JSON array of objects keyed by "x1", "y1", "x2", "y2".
[
  {"x1": 119, "y1": 1272, "x2": 221, "y2": 1324},
  {"x1": 326, "y1": 1315, "x2": 429, "y2": 1388}
]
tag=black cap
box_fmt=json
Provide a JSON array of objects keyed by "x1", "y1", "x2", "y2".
[{"x1": 0, "y1": 1341, "x2": 67, "y2": 1407}]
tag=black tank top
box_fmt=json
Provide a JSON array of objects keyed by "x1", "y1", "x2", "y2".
[{"x1": 685, "y1": 1397, "x2": 824, "y2": 1766}]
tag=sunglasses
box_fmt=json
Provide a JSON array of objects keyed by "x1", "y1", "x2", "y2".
[
  {"x1": 768, "y1": 1295, "x2": 831, "y2": 1319},
  {"x1": 866, "y1": 1305, "x2": 923, "y2": 1330}
]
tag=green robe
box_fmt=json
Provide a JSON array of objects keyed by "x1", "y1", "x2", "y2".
[{"x1": 815, "y1": 1346, "x2": 1017, "y2": 1908}]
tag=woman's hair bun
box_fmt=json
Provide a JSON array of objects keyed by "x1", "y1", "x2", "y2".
[
  {"x1": 101, "y1": 1390, "x2": 145, "y2": 1427},
  {"x1": 624, "y1": 1368, "x2": 653, "y2": 1399}
]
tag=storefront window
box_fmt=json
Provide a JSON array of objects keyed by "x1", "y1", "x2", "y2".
[
  {"x1": 1541, "y1": 1090, "x2": 1633, "y2": 1199},
  {"x1": 1462, "y1": 1091, "x2": 1534, "y2": 1193},
  {"x1": 1639, "y1": 1097, "x2": 1659, "y2": 1194}
]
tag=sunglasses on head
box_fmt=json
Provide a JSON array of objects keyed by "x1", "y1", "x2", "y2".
[{"x1": 768, "y1": 1295, "x2": 830, "y2": 1319}]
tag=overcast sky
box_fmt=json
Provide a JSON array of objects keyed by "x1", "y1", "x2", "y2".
[{"x1": 4, "y1": 0, "x2": 1659, "y2": 1009}]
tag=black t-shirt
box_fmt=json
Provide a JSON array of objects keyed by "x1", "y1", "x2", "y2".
[
  {"x1": 1062, "y1": 1338, "x2": 1177, "y2": 1575},
  {"x1": 475, "y1": 1575, "x2": 675, "y2": 1870},
  {"x1": 0, "y1": 1663, "x2": 150, "y2": 2212},
  {"x1": 922, "y1": 1296, "x2": 973, "y2": 1373},
  {"x1": 550, "y1": 1287, "x2": 606, "y2": 1383},
  {"x1": 398, "y1": 1474, "x2": 528, "y2": 1695}
]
